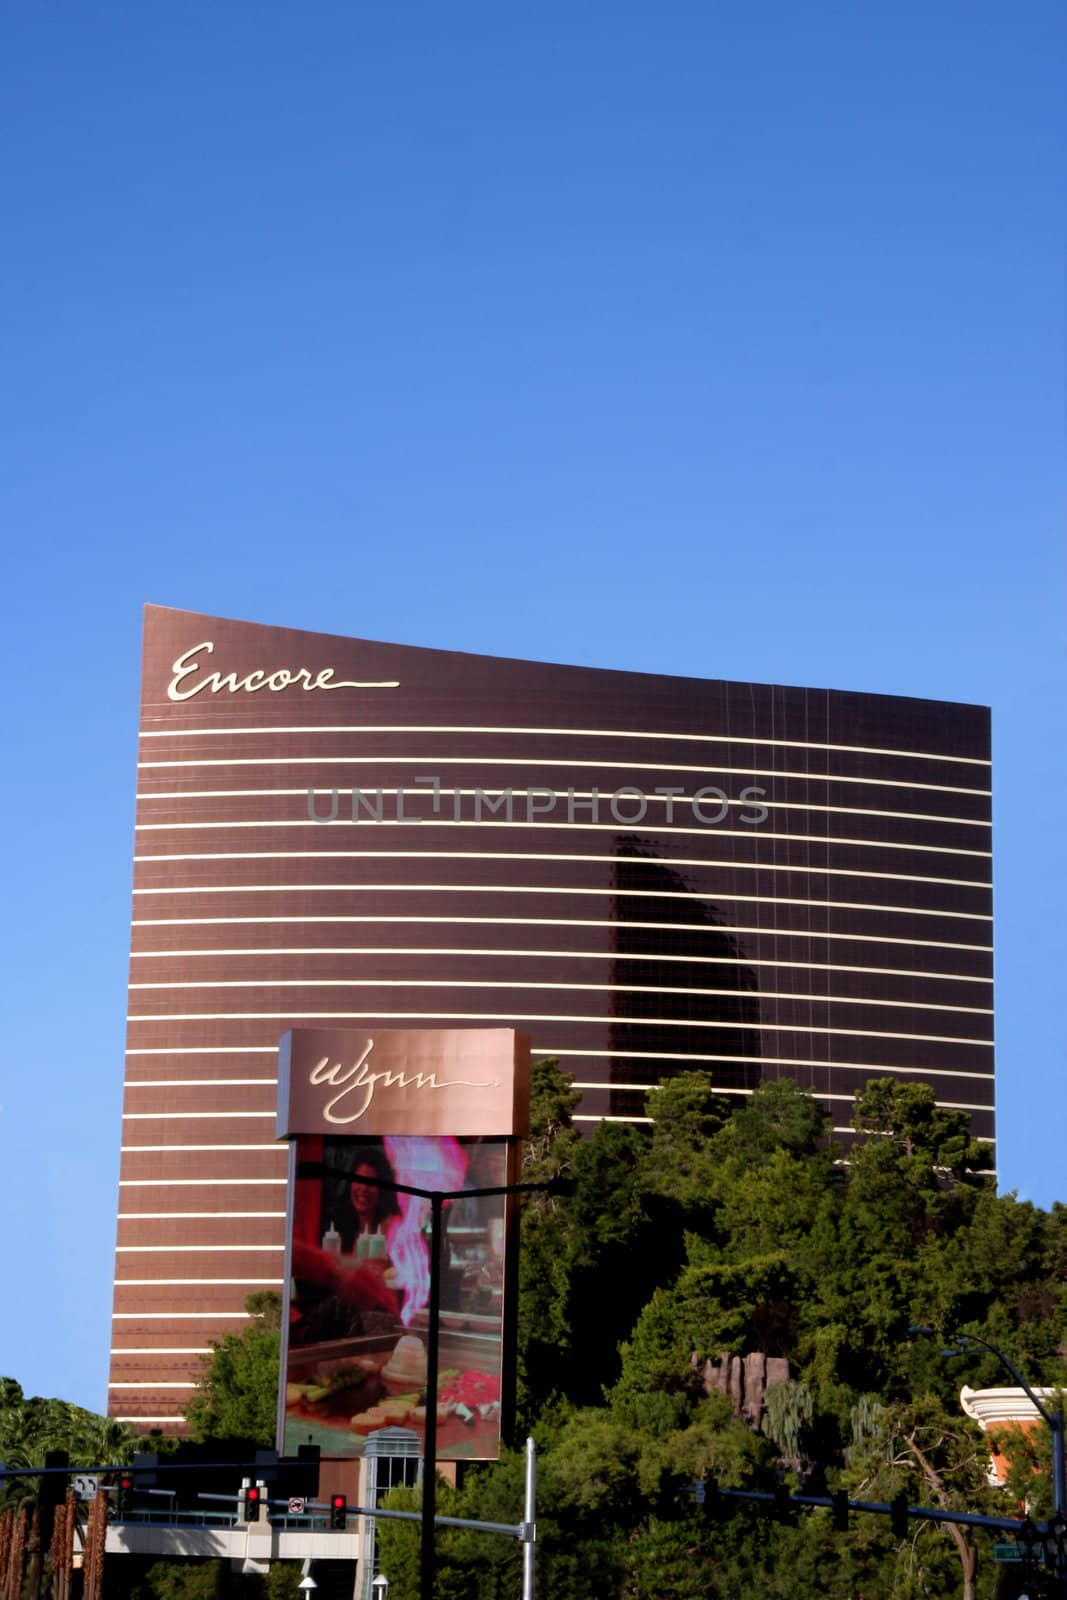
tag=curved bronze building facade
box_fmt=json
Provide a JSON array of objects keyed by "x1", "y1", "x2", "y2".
[{"x1": 109, "y1": 605, "x2": 993, "y2": 1424}]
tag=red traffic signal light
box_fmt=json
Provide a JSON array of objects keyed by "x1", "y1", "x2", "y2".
[
  {"x1": 330, "y1": 1493, "x2": 347, "y2": 1530},
  {"x1": 241, "y1": 1483, "x2": 262, "y2": 1519}
]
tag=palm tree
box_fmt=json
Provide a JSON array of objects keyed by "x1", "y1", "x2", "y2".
[{"x1": 0, "y1": 1381, "x2": 139, "y2": 1597}]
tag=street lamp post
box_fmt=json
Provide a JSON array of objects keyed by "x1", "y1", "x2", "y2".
[
  {"x1": 316, "y1": 1163, "x2": 564, "y2": 1600},
  {"x1": 910, "y1": 1325, "x2": 1067, "y2": 1588}
]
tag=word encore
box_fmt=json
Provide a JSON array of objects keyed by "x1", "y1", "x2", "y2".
[{"x1": 167, "y1": 640, "x2": 399, "y2": 700}]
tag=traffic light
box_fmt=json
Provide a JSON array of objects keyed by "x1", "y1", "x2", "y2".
[
  {"x1": 116, "y1": 1475, "x2": 133, "y2": 1518},
  {"x1": 131, "y1": 1452, "x2": 158, "y2": 1488},
  {"x1": 241, "y1": 1483, "x2": 262, "y2": 1520},
  {"x1": 831, "y1": 1490, "x2": 849, "y2": 1533},
  {"x1": 297, "y1": 1443, "x2": 321, "y2": 1500},
  {"x1": 772, "y1": 1482, "x2": 794, "y2": 1524},
  {"x1": 279, "y1": 1445, "x2": 320, "y2": 1504},
  {"x1": 890, "y1": 1493, "x2": 909, "y2": 1539},
  {"x1": 330, "y1": 1493, "x2": 347, "y2": 1530},
  {"x1": 696, "y1": 1478, "x2": 721, "y2": 1517},
  {"x1": 39, "y1": 1451, "x2": 69, "y2": 1547}
]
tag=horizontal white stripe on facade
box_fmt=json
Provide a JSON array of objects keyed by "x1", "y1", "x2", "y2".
[
  {"x1": 108, "y1": 1383, "x2": 196, "y2": 1390},
  {"x1": 125, "y1": 1049, "x2": 277, "y2": 1056},
  {"x1": 554, "y1": 1052, "x2": 994, "y2": 1079},
  {"x1": 125, "y1": 977, "x2": 992, "y2": 1016},
  {"x1": 116, "y1": 1042, "x2": 994, "y2": 1082},
  {"x1": 573, "y1": 1113, "x2": 653, "y2": 1124},
  {"x1": 138, "y1": 756, "x2": 992, "y2": 804},
  {"x1": 115, "y1": 1278, "x2": 285, "y2": 1286},
  {"x1": 124, "y1": 1009, "x2": 994, "y2": 1045},
  {"x1": 134, "y1": 816, "x2": 992, "y2": 861},
  {"x1": 111, "y1": 1348, "x2": 211, "y2": 1355},
  {"x1": 120, "y1": 1144, "x2": 283, "y2": 1152},
  {"x1": 570, "y1": 1118, "x2": 994, "y2": 1143},
  {"x1": 132, "y1": 846, "x2": 992, "y2": 890},
  {"x1": 118, "y1": 1087, "x2": 993, "y2": 1117},
  {"x1": 112, "y1": 1311, "x2": 253, "y2": 1318},
  {"x1": 570, "y1": 1082, "x2": 992, "y2": 1112},
  {"x1": 126, "y1": 945, "x2": 992, "y2": 984},
  {"x1": 129, "y1": 882, "x2": 993, "y2": 921},
  {"x1": 120, "y1": 1211, "x2": 286, "y2": 1218},
  {"x1": 137, "y1": 721, "x2": 992, "y2": 767},
  {"x1": 119, "y1": 1177, "x2": 286, "y2": 1185},
  {"x1": 122, "y1": 1110, "x2": 275, "y2": 1119},
  {"x1": 128, "y1": 913, "x2": 992, "y2": 952},
  {"x1": 110, "y1": 1417, "x2": 186, "y2": 1424},
  {"x1": 124, "y1": 1078, "x2": 276, "y2": 1087},
  {"x1": 115, "y1": 1244, "x2": 283, "y2": 1252},
  {"x1": 122, "y1": 1054, "x2": 994, "y2": 1083},
  {"x1": 138, "y1": 785, "x2": 993, "y2": 830}
]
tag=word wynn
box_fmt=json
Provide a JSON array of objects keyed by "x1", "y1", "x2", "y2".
[
  {"x1": 167, "y1": 640, "x2": 399, "y2": 700},
  {"x1": 309, "y1": 1040, "x2": 497, "y2": 1124}
]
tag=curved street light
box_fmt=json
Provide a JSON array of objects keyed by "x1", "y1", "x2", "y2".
[{"x1": 909, "y1": 1324, "x2": 1067, "y2": 1590}]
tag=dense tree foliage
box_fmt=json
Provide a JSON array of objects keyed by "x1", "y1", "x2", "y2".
[
  {"x1": 184, "y1": 1292, "x2": 282, "y2": 1447},
  {"x1": 0, "y1": 1380, "x2": 141, "y2": 1598},
  {"x1": 8, "y1": 1066, "x2": 1063, "y2": 1598},
  {"x1": 0, "y1": 1379, "x2": 139, "y2": 1494},
  {"x1": 378, "y1": 1065, "x2": 1067, "y2": 1600}
]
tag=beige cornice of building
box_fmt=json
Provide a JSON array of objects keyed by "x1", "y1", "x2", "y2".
[{"x1": 960, "y1": 1386, "x2": 1058, "y2": 1428}]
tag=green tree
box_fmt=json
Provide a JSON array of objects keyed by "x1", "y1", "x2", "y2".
[
  {"x1": 846, "y1": 1393, "x2": 1000, "y2": 1600},
  {"x1": 0, "y1": 1379, "x2": 140, "y2": 1597},
  {"x1": 416, "y1": 1065, "x2": 1067, "y2": 1600},
  {"x1": 184, "y1": 1293, "x2": 282, "y2": 1446}
]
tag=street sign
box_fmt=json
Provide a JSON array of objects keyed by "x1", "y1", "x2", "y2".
[
  {"x1": 72, "y1": 1475, "x2": 98, "y2": 1503},
  {"x1": 993, "y1": 1544, "x2": 1044, "y2": 1564},
  {"x1": 288, "y1": 1497, "x2": 306, "y2": 1515}
]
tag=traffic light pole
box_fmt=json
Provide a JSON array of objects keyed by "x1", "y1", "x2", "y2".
[
  {"x1": 909, "y1": 1325, "x2": 1067, "y2": 1595},
  {"x1": 419, "y1": 1189, "x2": 444, "y2": 1600},
  {"x1": 693, "y1": 1480, "x2": 1036, "y2": 1536}
]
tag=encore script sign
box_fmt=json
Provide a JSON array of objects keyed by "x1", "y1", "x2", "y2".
[
  {"x1": 167, "y1": 640, "x2": 399, "y2": 700},
  {"x1": 276, "y1": 1027, "x2": 532, "y2": 1140}
]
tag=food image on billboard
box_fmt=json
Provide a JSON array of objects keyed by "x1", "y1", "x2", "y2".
[{"x1": 281, "y1": 1132, "x2": 510, "y2": 1460}]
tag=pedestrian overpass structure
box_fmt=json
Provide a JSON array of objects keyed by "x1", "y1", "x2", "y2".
[{"x1": 106, "y1": 1512, "x2": 359, "y2": 1567}]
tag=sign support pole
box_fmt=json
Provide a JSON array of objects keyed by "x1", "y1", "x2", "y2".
[
  {"x1": 521, "y1": 1437, "x2": 536, "y2": 1600},
  {"x1": 419, "y1": 1191, "x2": 444, "y2": 1600}
]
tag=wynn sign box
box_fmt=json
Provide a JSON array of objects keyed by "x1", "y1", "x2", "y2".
[
  {"x1": 275, "y1": 1027, "x2": 530, "y2": 1462},
  {"x1": 276, "y1": 1027, "x2": 532, "y2": 1140}
]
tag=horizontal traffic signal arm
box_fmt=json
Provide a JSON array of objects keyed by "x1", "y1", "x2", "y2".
[
  {"x1": 0, "y1": 1459, "x2": 310, "y2": 1482},
  {"x1": 692, "y1": 1482, "x2": 1041, "y2": 1539},
  {"x1": 0, "y1": 1462, "x2": 530, "y2": 1540}
]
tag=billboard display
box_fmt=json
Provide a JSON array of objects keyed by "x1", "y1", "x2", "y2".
[{"x1": 277, "y1": 1028, "x2": 529, "y2": 1461}]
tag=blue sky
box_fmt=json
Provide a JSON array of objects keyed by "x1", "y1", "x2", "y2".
[{"x1": 1, "y1": 2, "x2": 1064, "y2": 1413}]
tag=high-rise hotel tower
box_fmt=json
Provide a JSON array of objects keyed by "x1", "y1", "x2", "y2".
[{"x1": 109, "y1": 605, "x2": 993, "y2": 1425}]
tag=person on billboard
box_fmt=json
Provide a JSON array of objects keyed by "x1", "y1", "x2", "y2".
[
  {"x1": 289, "y1": 1145, "x2": 402, "y2": 1345},
  {"x1": 337, "y1": 1148, "x2": 400, "y2": 1253}
]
